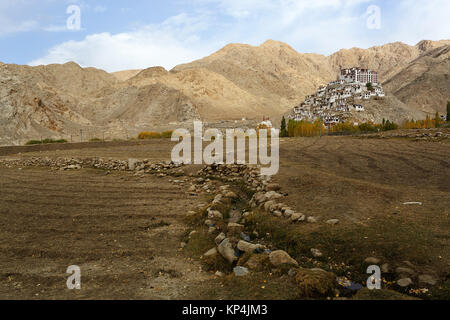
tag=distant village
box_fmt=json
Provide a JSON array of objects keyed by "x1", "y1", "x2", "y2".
[{"x1": 289, "y1": 67, "x2": 385, "y2": 125}]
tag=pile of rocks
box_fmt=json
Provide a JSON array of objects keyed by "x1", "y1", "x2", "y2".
[
  {"x1": 0, "y1": 157, "x2": 184, "y2": 175},
  {"x1": 189, "y1": 168, "x2": 338, "y2": 285},
  {"x1": 197, "y1": 164, "x2": 266, "y2": 191},
  {"x1": 363, "y1": 257, "x2": 439, "y2": 289},
  {"x1": 249, "y1": 188, "x2": 323, "y2": 224},
  {"x1": 371, "y1": 128, "x2": 450, "y2": 141}
]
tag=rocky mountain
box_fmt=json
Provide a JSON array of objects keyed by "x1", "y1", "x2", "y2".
[
  {"x1": 0, "y1": 39, "x2": 449, "y2": 145},
  {"x1": 383, "y1": 44, "x2": 450, "y2": 116}
]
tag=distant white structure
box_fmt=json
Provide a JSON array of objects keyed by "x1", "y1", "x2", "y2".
[
  {"x1": 340, "y1": 67, "x2": 378, "y2": 85},
  {"x1": 288, "y1": 67, "x2": 384, "y2": 125}
]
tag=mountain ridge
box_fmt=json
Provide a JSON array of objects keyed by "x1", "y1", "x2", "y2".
[{"x1": 0, "y1": 39, "x2": 449, "y2": 145}]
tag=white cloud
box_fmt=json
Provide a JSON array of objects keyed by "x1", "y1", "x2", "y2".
[
  {"x1": 384, "y1": 0, "x2": 450, "y2": 45},
  {"x1": 29, "y1": 13, "x2": 218, "y2": 72},
  {"x1": 0, "y1": 16, "x2": 38, "y2": 35},
  {"x1": 0, "y1": 0, "x2": 39, "y2": 36},
  {"x1": 27, "y1": 0, "x2": 450, "y2": 71}
]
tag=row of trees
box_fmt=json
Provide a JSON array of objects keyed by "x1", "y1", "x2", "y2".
[
  {"x1": 402, "y1": 111, "x2": 446, "y2": 129},
  {"x1": 280, "y1": 101, "x2": 450, "y2": 138},
  {"x1": 280, "y1": 117, "x2": 398, "y2": 138}
]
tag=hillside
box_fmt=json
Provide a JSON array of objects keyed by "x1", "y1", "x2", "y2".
[
  {"x1": 0, "y1": 39, "x2": 449, "y2": 145},
  {"x1": 383, "y1": 44, "x2": 450, "y2": 116}
]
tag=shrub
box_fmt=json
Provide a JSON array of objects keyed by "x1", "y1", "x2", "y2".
[
  {"x1": 89, "y1": 138, "x2": 103, "y2": 142},
  {"x1": 295, "y1": 268, "x2": 336, "y2": 298},
  {"x1": 25, "y1": 139, "x2": 67, "y2": 145},
  {"x1": 25, "y1": 140, "x2": 43, "y2": 145},
  {"x1": 138, "y1": 131, "x2": 162, "y2": 139},
  {"x1": 161, "y1": 130, "x2": 174, "y2": 138}
]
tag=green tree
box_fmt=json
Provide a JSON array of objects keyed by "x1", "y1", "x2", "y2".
[
  {"x1": 280, "y1": 116, "x2": 288, "y2": 137},
  {"x1": 447, "y1": 101, "x2": 450, "y2": 122},
  {"x1": 435, "y1": 112, "x2": 441, "y2": 128},
  {"x1": 366, "y1": 82, "x2": 374, "y2": 91}
]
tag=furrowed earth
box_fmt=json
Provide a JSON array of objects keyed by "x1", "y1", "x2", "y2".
[{"x1": 0, "y1": 135, "x2": 448, "y2": 300}]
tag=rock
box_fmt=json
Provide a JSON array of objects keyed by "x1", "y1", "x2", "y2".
[
  {"x1": 364, "y1": 257, "x2": 381, "y2": 265},
  {"x1": 180, "y1": 242, "x2": 186, "y2": 248},
  {"x1": 311, "y1": 248, "x2": 323, "y2": 258},
  {"x1": 263, "y1": 200, "x2": 276, "y2": 212},
  {"x1": 307, "y1": 216, "x2": 318, "y2": 223},
  {"x1": 188, "y1": 230, "x2": 198, "y2": 239},
  {"x1": 212, "y1": 194, "x2": 223, "y2": 204},
  {"x1": 244, "y1": 253, "x2": 270, "y2": 271},
  {"x1": 269, "y1": 250, "x2": 298, "y2": 267},
  {"x1": 326, "y1": 219, "x2": 339, "y2": 225},
  {"x1": 215, "y1": 271, "x2": 225, "y2": 277},
  {"x1": 224, "y1": 191, "x2": 238, "y2": 199},
  {"x1": 203, "y1": 247, "x2": 218, "y2": 258},
  {"x1": 381, "y1": 263, "x2": 390, "y2": 273},
  {"x1": 208, "y1": 226, "x2": 217, "y2": 234},
  {"x1": 207, "y1": 209, "x2": 223, "y2": 220},
  {"x1": 273, "y1": 210, "x2": 282, "y2": 217},
  {"x1": 284, "y1": 209, "x2": 295, "y2": 217},
  {"x1": 217, "y1": 238, "x2": 238, "y2": 264},
  {"x1": 265, "y1": 191, "x2": 283, "y2": 201},
  {"x1": 237, "y1": 240, "x2": 263, "y2": 253},
  {"x1": 188, "y1": 185, "x2": 196, "y2": 192},
  {"x1": 66, "y1": 164, "x2": 81, "y2": 170},
  {"x1": 229, "y1": 210, "x2": 242, "y2": 223},
  {"x1": 402, "y1": 260, "x2": 415, "y2": 268},
  {"x1": 128, "y1": 158, "x2": 139, "y2": 171},
  {"x1": 288, "y1": 269, "x2": 297, "y2": 277},
  {"x1": 233, "y1": 266, "x2": 249, "y2": 277},
  {"x1": 215, "y1": 233, "x2": 226, "y2": 246},
  {"x1": 253, "y1": 192, "x2": 267, "y2": 204},
  {"x1": 204, "y1": 219, "x2": 213, "y2": 226},
  {"x1": 240, "y1": 232, "x2": 251, "y2": 242},
  {"x1": 397, "y1": 278, "x2": 413, "y2": 287},
  {"x1": 290, "y1": 213, "x2": 306, "y2": 222},
  {"x1": 396, "y1": 267, "x2": 415, "y2": 277},
  {"x1": 418, "y1": 274, "x2": 437, "y2": 286},
  {"x1": 227, "y1": 222, "x2": 244, "y2": 233},
  {"x1": 295, "y1": 268, "x2": 336, "y2": 298},
  {"x1": 266, "y1": 183, "x2": 281, "y2": 191}
]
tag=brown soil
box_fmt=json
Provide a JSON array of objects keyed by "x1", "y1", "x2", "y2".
[{"x1": 0, "y1": 136, "x2": 449, "y2": 299}]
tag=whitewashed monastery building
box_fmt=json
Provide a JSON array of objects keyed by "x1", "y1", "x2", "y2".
[{"x1": 289, "y1": 67, "x2": 385, "y2": 125}]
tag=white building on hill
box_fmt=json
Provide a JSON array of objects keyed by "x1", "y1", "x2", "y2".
[
  {"x1": 288, "y1": 67, "x2": 384, "y2": 125},
  {"x1": 340, "y1": 67, "x2": 378, "y2": 85}
]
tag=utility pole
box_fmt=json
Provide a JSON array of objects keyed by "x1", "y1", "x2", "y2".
[{"x1": 80, "y1": 129, "x2": 83, "y2": 142}]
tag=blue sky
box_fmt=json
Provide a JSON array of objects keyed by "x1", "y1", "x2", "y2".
[{"x1": 0, "y1": 0, "x2": 449, "y2": 72}]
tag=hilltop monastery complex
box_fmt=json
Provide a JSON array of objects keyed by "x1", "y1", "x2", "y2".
[{"x1": 289, "y1": 67, "x2": 385, "y2": 125}]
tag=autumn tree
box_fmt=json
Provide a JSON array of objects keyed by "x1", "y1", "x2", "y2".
[
  {"x1": 435, "y1": 112, "x2": 441, "y2": 128},
  {"x1": 280, "y1": 116, "x2": 288, "y2": 137}
]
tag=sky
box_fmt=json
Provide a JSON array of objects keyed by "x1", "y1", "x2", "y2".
[{"x1": 0, "y1": 0, "x2": 449, "y2": 72}]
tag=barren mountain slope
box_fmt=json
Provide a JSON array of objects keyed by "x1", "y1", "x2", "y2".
[
  {"x1": 328, "y1": 40, "x2": 450, "y2": 82},
  {"x1": 1, "y1": 39, "x2": 449, "y2": 145},
  {"x1": 0, "y1": 63, "x2": 201, "y2": 145},
  {"x1": 383, "y1": 45, "x2": 450, "y2": 115},
  {"x1": 173, "y1": 40, "x2": 336, "y2": 109},
  {"x1": 126, "y1": 67, "x2": 278, "y2": 120},
  {"x1": 112, "y1": 69, "x2": 143, "y2": 81}
]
